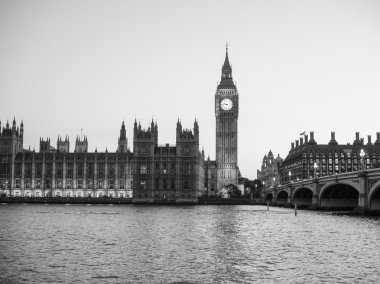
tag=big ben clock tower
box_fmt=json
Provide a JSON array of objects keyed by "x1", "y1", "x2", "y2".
[{"x1": 215, "y1": 47, "x2": 239, "y2": 191}]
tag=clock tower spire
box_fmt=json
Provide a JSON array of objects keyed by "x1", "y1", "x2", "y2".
[
  {"x1": 218, "y1": 46, "x2": 236, "y2": 90},
  {"x1": 215, "y1": 46, "x2": 239, "y2": 193}
]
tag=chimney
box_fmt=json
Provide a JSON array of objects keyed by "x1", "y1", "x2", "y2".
[
  {"x1": 310, "y1": 131, "x2": 315, "y2": 141},
  {"x1": 296, "y1": 140, "x2": 299, "y2": 147},
  {"x1": 291, "y1": 142, "x2": 294, "y2": 150},
  {"x1": 305, "y1": 135, "x2": 308, "y2": 143},
  {"x1": 355, "y1": 132, "x2": 359, "y2": 141},
  {"x1": 300, "y1": 138, "x2": 303, "y2": 145},
  {"x1": 331, "y1": 132, "x2": 335, "y2": 141},
  {"x1": 368, "y1": 135, "x2": 372, "y2": 145},
  {"x1": 376, "y1": 132, "x2": 380, "y2": 143}
]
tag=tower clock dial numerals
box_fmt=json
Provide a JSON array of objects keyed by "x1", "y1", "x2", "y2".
[{"x1": 220, "y1": 99, "x2": 233, "y2": 111}]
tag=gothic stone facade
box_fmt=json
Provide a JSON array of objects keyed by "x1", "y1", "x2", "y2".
[
  {"x1": 0, "y1": 119, "x2": 133, "y2": 198},
  {"x1": 132, "y1": 120, "x2": 206, "y2": 203},
  {"x1": 279, "y1": 131, "x2": 380, "y2": 184},
  {"x1": 257, "y1": 150, "x2": 283, "y2": 188},
  {"x1": 0, "y1": 118, "x2": 206, "y2": 202}
]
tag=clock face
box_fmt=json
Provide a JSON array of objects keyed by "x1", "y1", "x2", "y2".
[{"x1": 221, "y1": 99, "x2": 233, "y2": 111}]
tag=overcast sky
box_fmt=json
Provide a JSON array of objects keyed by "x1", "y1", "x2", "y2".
[{"x1": 1, "y1": 0, "x2": 380, "y2": 179}]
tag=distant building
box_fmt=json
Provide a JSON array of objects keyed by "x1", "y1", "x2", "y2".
[
  {"x1": 279, "y1": 131, "x2": 380, "y2": 184},
  {"x1": 257, "y1": 150, "x2": 283, "y2": 188}
]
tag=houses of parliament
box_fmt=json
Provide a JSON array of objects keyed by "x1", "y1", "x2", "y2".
[{"x1": 0, "y1": 48, "x2": 240, "y2": 202}]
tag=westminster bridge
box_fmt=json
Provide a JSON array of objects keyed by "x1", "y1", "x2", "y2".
[{"x1": 262, "y1": 168, "x2": 380, "y2": 213}]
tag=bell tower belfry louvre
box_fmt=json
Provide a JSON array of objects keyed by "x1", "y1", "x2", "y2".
[{"x1": 215, "y1": 47, "x2": 239, "y2": 191}]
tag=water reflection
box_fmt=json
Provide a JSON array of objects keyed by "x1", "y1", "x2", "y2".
[{"x1": 0, "y1": 204, "x2": 379, "y2": 283}]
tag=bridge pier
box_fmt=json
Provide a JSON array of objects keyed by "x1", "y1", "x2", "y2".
[
  {"x1": 357, "y1": 172, "x2": 370, "y2": 214},
  {"x1": 284, "y1": 186, "x2": 293, "y2": 207},
  {"x1": 311, "y1": 180, "x2": 321, "y2": 209},
  {"x1": 311, "y1": 195, "x2": 319, "y2": 209},
  {"x1": 285, "y1": 196, "x2": 292, "y2": 207}
]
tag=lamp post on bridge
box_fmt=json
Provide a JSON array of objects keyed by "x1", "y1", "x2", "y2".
[
  {"x1": 289, "y1": 171, "x2": 292, "y2": 183},
  {"x1": 360, "y1": 149, "x2": 366, "y2": 171},
  {"x1": 313, "y1": 162, "x2": 318, "y2": 178}
]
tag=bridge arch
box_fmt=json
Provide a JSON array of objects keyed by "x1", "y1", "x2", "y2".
[
  {"x1": 319, "y1": 181, "x2": 360, "y2": 209},
  {"x1": 369, "y1": 181, "x2": 380, "y2": 213},
  {"x1": 275, "y1": 190, "x2": 288, "y2": 206},
  {"x1": 292, "y1": 186, "x2": 314, "y2": 208}
]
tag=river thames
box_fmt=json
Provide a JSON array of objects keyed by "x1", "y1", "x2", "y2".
[{"x1": 0, "y1": 204, "x2": 379, "y2": 283}]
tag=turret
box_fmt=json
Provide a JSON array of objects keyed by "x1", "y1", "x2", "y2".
[
  {"x1": 176, "y1": 120, "x2": 199, "y2": 157},
  {"x1": 194, "y1": 118, "x2": 199, "y2": 140},
  {"x1": 133, "y1": 119, "x2": 138, "y2": 140},
  {"x1": 57, "y1": 135, "x2": 70, "y2": 152},
  {"x1": 12, "y1": 117, "x2": 16, "y2": 131},
  {"x1": 117, "y1": 121, "x2": 128, "y2": 153},
  {"x1": 0, "y1": 118, "x2": 24, "y2": 154},
  {"x1": 218, "y1": 46, "x2": 236, "y2": 89},
  {"x1": 40, "y1": 137, "x2": 53, "y2": 152},
  {"x1": 176, "y1": 119, "x2": 182, "y2": 141},
  {"x1": 20, "y1": 121, "x2": 24, "y2": 138},
  {"x1": 120, "y1": 121, "x2": 126, "y2": 140},
  {"x1": 75, "y1": 133, "x2": 88, "y2": 153},
  {"x1": 154, "y1": 122, "x2": 158, "y2": 142},
  {"x1": 133, "y1": 119, "x2": 158, "y2": 157},
  {"x1": 151, "y1": 119, "x2": 155, "y2": 132}
]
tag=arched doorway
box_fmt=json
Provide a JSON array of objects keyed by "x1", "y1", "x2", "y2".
[
  {"x1": 320, "y1": 183, "x2": 359, "y2": 210},
  {"x1": 276, "y1": 191, "x2": 288, "y2": 206},
  {"x1": 293, "y1": 187, "x2": 313, "y2": 208}
]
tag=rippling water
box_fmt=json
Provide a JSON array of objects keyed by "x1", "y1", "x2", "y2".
[{"x1": 0, "y1": 204, "x2": 379, "y2": 283}]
